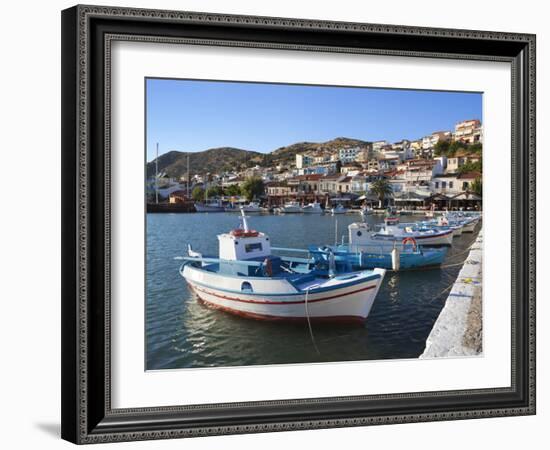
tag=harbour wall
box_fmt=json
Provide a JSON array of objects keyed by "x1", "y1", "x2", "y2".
[{"x1": 420, "y1": 230, "x2": 483, "y2": 358}]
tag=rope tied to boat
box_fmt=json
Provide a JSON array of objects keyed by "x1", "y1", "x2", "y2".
[{"x1": 304, "y1": 287, "x2": 321, "y2": 355}]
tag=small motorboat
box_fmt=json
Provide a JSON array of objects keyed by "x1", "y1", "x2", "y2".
[
  {"x1": 240, "y1": 202, "x2": 262, "y2": 213},
  {"x1": 301, "y1": 202, "x2": 324, "y2": 214},
  {"x1": 280, "y1": 201, "x2": 302, "y2": 213},
  {"x1": 331, "y1": 204, "x2": 348, "y2": 215},
  {"x1": 349, "y1": 218, "x2": 454, "y2": 248},
  {"x1": 194, "y1": 199, "x2": 225, "y2": 212},
  {"x1": 178, "y1": 211, "x2": 386, "y2": 323},
  {"x1": 360, "y1": 206, "x2": 373, "y2": 216}
]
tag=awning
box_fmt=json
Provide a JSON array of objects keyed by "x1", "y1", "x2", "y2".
[{"x1": 451, "y1": 192, "x2": 482, "y2": 201}]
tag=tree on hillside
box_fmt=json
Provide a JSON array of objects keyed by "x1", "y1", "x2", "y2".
[
  {"x1": 470, "y1": 177, "x2": 482, "y2": 196},
  {"x1": 369, "y1": 179, "x2": 393, "y2": 208},
  {"x1": 191, "y1": 186, "x2": 204, "y2": 202},
  {"x1": 206, "y1": 185, "x2": 222, "y2": 198},
  {"x1": 469, "y1": 143, "x2": 483, "y2": 154},
  {"x1": 448, "y1": 140, "x2": 468, "y2": 157},
  {"x1": 240, "y1": 177, "x2": 265, "y2": 201},
  {"x1": 224, "y1": 184, "x2": 242, "y2": 197},
  {"x1": 457, "y1": 160, "x2": 482, "y2": 175},
  {"x1": 433, "y1": 140, "x2": 450, "y2": 156}
]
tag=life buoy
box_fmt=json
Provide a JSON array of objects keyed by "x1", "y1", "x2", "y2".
[
  {"x1": 230, "y1": 229, "x2": 259, "y2": 237},
  {"x1": 402, "y1": 237, "x2": 417, "y2": 252}
]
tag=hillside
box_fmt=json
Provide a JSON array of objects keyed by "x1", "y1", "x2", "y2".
[
  {"x1": 147, "y1": 137, "x2": 371, "y2": 179},
  {"x1": 146, "y1": 147, "x2": 262, "y2": 178},
  {"x1": 270, "y1": 137, "x2": 371, "y2": 164}
]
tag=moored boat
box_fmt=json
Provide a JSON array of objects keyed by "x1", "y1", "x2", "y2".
[
  {"x1": 301, "y1": 202, "x2": 324, "y2": 214},
  {"x1": 280, "y1": 201, "x2": 302, "y2": 213},
  {"x1": 179, "y1": 212, "x2": 386, "y2": 323},
  {"x1": 349, "y1": 218, "x2": 454, "y2": 248},
  {"x1": 194, "y1": 200, "x2": 225, "y2": 212},
  {"x1": 308, "y1": 241, "x2": 447, "y2": 271},
  {"x1": 240, "y1": 202, "x2": 262, "y2": 213},
  {"x1": 331, "y1": 204, "x2": 348, "y2": 215}
]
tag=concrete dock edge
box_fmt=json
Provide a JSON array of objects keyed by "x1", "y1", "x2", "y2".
[{"x1": 420, "y1": 230, "x2": 483, "y2": 358}]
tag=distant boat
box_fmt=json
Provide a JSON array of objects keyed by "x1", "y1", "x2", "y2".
[
  {"x1": 331, "y1": 204, "x2": 348, "y2": 215},
  {"x1": 280, "y1": 201, "x2": 302, "y2": 213},
  {"x1": 240, "y1": 202, "x2": 262, "y2": 213},
  {"x1": 178, "y1": 211, "x2": 386, "y2": 323},
  {"x1": 360, "y1": 206, "x2": 374, "y2": 216},
  {"x1": 301, "y1": 202, "x2": 323, "y2": 214},
  {"x1": 349, "y1": 218, "x2": 454, "y2": 248},
  {"x1": 194, "y1": 200, "x2": 225, "y2": 213}
]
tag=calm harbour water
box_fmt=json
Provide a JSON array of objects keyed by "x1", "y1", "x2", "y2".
[{"x1": 146, "y1": 212, "x2": 479, "y2": 370}]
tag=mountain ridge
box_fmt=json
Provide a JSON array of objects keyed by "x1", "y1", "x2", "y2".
[{"x1": 147, "y1": 137, "x2": 371, "y2": 179}]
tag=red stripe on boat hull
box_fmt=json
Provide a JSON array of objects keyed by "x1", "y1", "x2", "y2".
[
  {"x1": 196, "y1": 297, "x2": 366, "y2": 324},
  {"x1": 191, "y1": 283, "x2": 376, "y2": 305}
]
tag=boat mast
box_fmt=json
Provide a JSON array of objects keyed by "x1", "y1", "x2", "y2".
[
  {"x1": 240, "y1": 209, "x2": 250, "y2": 232},
  {"x1": 187, "y1": 154, "x2": 190, "y2": 199},
  {"x1": 155, "y1": 142, "x2": 159, "y2": 204}
]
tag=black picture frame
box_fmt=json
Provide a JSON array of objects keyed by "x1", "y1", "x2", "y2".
[{"x1": 61, "y1": 4, "x2": 536, "y2": 444}]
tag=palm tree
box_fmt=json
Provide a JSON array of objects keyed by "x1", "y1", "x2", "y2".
[{"x1": 369, "y1": 179, "x2": 393, "y2": 208}]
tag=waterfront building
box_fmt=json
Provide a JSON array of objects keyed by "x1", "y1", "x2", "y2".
[{"x1": 431, "y1": 175, "x2": 460, "y2": 195}]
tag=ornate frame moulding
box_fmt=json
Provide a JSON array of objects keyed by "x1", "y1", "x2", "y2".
[{"x1": 61, "y1": 4, "x2": 535, "y2": 444}]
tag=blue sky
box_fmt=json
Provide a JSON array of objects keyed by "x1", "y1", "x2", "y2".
[{"x1": 146, "y1": 78, "x2": 482, "y2": 161}]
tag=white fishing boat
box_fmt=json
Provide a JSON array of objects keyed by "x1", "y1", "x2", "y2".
[
  {"x1": 179, "y1": 212, "x2": 386, "y2": 323},
  {"x1": 360, "y1": 206, "x2": 374, "y2": 216},
  {"x1": 194, "y1": 199, "x2": 225, "y2": 212},
  {"x1": 280, "y1": 201, "x2": 302, "y2": 213},
  {"x1": 348, "y1": 218, "x2": 454, "y2": 249},
  {"x1": 301, "y1": 202, "x2": 323, "y2": 214},
  {"x1": 240, "y1": 202, "x2": 262, "y2": 213},
  {"x1": 331, "y1": 204, "x2": 348, "y2": 215}
]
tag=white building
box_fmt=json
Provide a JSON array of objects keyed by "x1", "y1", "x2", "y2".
[
  {"x1": 372, "y1": 140, "x2": 389, "y2": 153},
  {"x1": 296, "y1": 154, "x2": 314, "y2": 169},
  {"x1": 338, "y1": 147, "x2": 361, "y2": 163},
  {"x1": 422, "y1": 131, "x2": 452, "y2": 149},
  {"x1": 454, "y1": 119, "x2": 482, "y2": 144}
]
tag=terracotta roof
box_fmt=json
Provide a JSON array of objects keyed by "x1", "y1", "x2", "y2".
[{"x1": 293, "y1": 174, "x2": 324, "y2": 181}]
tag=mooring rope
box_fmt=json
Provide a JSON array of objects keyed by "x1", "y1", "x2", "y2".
[{"x1": 304, "y1": 287, "x2": 321, "y2": 355}]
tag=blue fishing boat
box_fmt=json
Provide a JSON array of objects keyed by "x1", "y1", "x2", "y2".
[{"x1": 307, "y1": 241, "x2": 447, "y2": 271}]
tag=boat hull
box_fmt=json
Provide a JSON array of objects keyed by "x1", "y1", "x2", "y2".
[
  {"x1": 311, "y1": 246, "x2": 447, "y2": 270},
  {"x1": 461, "y1": 219, "x2": 478, "y2": 232},
  {"x1": 369, "y1": 231, "x2": 453, "y2": 247},
  {"x1": 281, "y1": 207, "x2": 302, "y2": 213},
  {"x1": 302, "y1": 208, "x2": 323, "y2": 214},
  {"x1": 182, "y1": 265, "x2": 385, "y2": 323},
  {"x1": 194, "y1": 203, "x2": 225, "y2": 212}
]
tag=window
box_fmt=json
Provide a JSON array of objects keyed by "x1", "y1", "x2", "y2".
[
  {"x1": 245, "y1": 242, "x2": 263, "y2": 253},
  {"x1": 435, "y1": 182, "x2": 439, "y2": 188},
  {"x1": 241, "y1": 282, "x2": 253, "y2": 292},
  {"x1": 449, "y1": 181, "x2": 454, "y2": 189},
  {"x1": 442, "y1": 181, "x2": 447, "y2": 189},
  {"x1": 462, "y1": 181, "x2": 469, "y2": 190}
]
